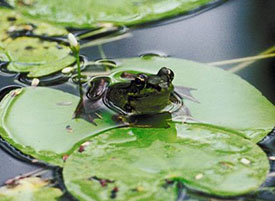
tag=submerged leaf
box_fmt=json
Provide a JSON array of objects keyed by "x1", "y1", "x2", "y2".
[
  {"x1": 8, "y1": 0, "x2": 223, "y2": 28},
  {"x1": 63, "y1": 123, "x2": 269, "y2": 199},
  {"x1": 0, "y1": 177, "x2": 62, "y2": 201}
]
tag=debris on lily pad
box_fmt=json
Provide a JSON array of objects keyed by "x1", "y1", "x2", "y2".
[
  {"x1": 7, "y1": 0, "x2": 223, "y2": 28},
  {"x1": 63, "y1": 123, "x2": 269, "y2": 200},
  {"x1": 0, "y1": 177, "x2": 62, "y2": 201}
]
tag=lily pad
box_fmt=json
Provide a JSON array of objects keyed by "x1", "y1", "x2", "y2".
[
  {"x1": 63, "y1": 123, "x2": 269, "y2": 199},
  {"x1": 0, "y1": 8, "x2": 67, "y2": 42},
  {"x1": 0, "y1": 57, "x2": 273, "y2": 166},
  {"x1": 0, "y1": 8, "x2": 74, "y2": 78},
  {"x1": 7, "y1": 0, "x2": 222, "y2": 28},
  {"x1": 0, "y1": 87, "x2": 119, "y2": 166},
  {"x1": 0, "y1": 37, "x2": 75, "y2": 77},
  {"x1": 114, "y1": 56, "x2": 275, "y2": 142},
  {"x1": 0, "y1": 177, "x2": 62, "y2": 201}
]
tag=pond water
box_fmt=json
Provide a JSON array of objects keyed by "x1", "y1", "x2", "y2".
[{"x1": 0, "y1": 0, "x2": 274, "y2": 200}]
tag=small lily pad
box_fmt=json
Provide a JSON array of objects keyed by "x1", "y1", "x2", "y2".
[
  {"x1": 63, "y1": 123, "x2": 269, "y2": 199},
  {"x1": 0, "y1": 87, "x2": 119, "y2": 166},
  {"x1": 0, "y1": 8, "x2": 75, "y2": 77},
  {"x1": 115, "y1": 56, "x2": 275, "y2": 142},
  {"x1": 7, "y1": 0, "x2": 223, "y2": 28},
  {"x1": 1, "y1": 37, "x2": 75, "y2": 77},
  {"x1": 0, "y1": 177, "x2": 62, "y2": 201},
  {"x1": 0, "y1": 8, "x2": 67, "y2": 41}
]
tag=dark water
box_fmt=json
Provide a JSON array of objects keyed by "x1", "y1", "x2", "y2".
[{"x1": 0, "y1": 0, "x2": 275, "y2": 200}]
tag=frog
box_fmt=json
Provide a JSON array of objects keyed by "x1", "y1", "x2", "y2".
[
  {"x1": 105, "y1": 67, "x2": 176, "y2": 115},
  {"x1": 74, "y1": 67, "x2": 198, "y2": 127}
]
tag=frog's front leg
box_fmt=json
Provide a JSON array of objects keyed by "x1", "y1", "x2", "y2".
[{"x1": 73, "y1": 77, "x2": 110, "y2": 125}]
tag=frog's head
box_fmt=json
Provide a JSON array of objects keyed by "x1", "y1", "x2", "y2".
[{"x1": 107, "y1": 67, "x2": 175, "y2": 115}]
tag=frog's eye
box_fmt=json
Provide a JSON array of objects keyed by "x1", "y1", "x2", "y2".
[
  {"x1": 134, "y1": 74, "x2": 147, "y2": 89},
  {"x1": 158, "y1": 67, "x2": 174, "y2": 82}
]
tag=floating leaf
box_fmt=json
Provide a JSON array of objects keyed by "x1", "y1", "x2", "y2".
[
  {"x1": 0, "y1": 8, "x2": 67, "y2": 42},
  {"x1": 7, "y1": 0, "x2": 222, "y2": 28},
  {"x1": 0, "y1": 37, "x2": 75, "y2": 77},
  {"x1": 0, "y1": 87, "x2": 119, "y2": 166},
  {"x1": 0, "y1": 8, "x2": 74, "y2": 77},
  {"x1": 0, "y1": 57, "x2": 273, "y2": 166},
  {"x1": 63, "y1": 123, "x2": 269, "y2": 199},
  {"x1": 0, "y1": 177, "x2": 62, "y2": 201},
  {"x1": 114, "y1": 56, "x2": 275, "y2": 142}
]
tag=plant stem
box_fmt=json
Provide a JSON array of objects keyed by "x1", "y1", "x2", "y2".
[
  {"x1": 98, "y1": 44, "x2": 106, "y2": 59},
  {"x1": 75, "y1": 51, "x2": 81, "y2": 81}
]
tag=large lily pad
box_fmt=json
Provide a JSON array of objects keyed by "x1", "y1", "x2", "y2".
[
  {"x1": 0, "y1": 57, "x2": 274, "y2": 166},
  {"x1": 63, "y1": 123, "x2": 269, "y2": 199},
  {"x1": 0, "y1": 8, "x2": 75, "y2": 77},
  {"x1": 0, "y1": 87, "x2": 119, "y2": 166},
  {"x1": 7, "y1": 0, "x2": 222, "y2": 28},
  {"x1": 0, "y1": 177, "x2": 62, "y2": 201},
  {"x1": 114, "y1": 56, "x2": 275, "y2": 142}
]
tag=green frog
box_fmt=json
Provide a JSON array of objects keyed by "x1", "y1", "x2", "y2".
[
  {"x1": 74, "y1": 67, "x2": 197, "y2": 126},
  {"x1": 105, "y1": 67, "x2": 176, "y2": 115}
]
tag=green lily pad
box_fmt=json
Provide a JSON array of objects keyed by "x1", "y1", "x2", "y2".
[
  {"x1": 63, "y1": 123, "x2": 269, "y2": 199},
  {"x1": 0, "y1": 57, "x2": 273, "y2": 166},
  {"x1": 114, "y1": 56, "x2": 275, "y2": 142},
  {"x1": 0, "y1": 7, "x2": 67, "y2": 42},
  {"x1": 7, "y1": 0, "x2": 221, "y2": 28},
  {"x1": 0, "y1": 8, "x2": 75, "y2": 77},
  {"x1": 0, "y1": 177, "x2": 62, "y2": 201},
  {"x1": 1, "y1": 37, "x2": 75, "y2": 77},
  {"x1": 0, "y1": 87, "x2": 119, "y2": 166}
]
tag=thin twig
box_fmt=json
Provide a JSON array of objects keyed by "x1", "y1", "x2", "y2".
[
  {"x1": 5, "y1": 168, "x2": 47, "y2": 185},
  {"x1": 208, "y1": 53, "x2": 275, "y2": 66},
  {"x1": 229, "y1": 45, "x2": 275, "y2": 73},
  {"x1": 207, "y1": 45, "x2": 275, "y2": 73}
]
